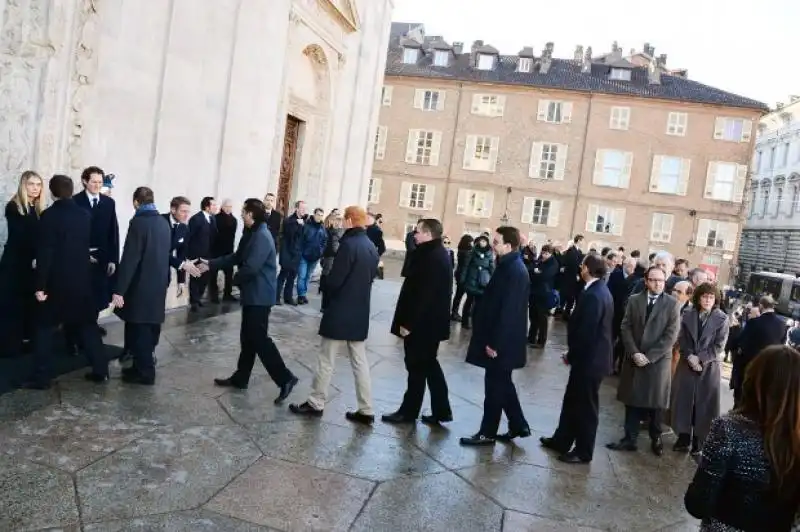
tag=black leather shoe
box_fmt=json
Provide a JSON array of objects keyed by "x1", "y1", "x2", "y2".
[
  {"x1": 421, "y1": 414, "x2": 453, "y2": 425},
  {"x1": 275, "y1": 376, "x2": 298, "y2": 404},
  {"x1": 459, "y1": 433, "x2": 496, "y2": 446},
  {"x1": 297, "y1": 296, "x2": 309, "y2": 305},
  {"x1": 84, "y1": 373, "x2": 108, "y2": 383},
  {"x1": 285, "y1": 298, "x2": 297, "y2": 306},
  {"x1": 289, "y1": 402, "x2": 323, "y2": 417},
  {"x1": 673, "y1": 434, "x2": 691, "y2": 452},
  {"x1": 496, "y1": 427, "x2": 532, "y2": 442},
  {"x1": 121, "y1": 373, "x2": 155, "y2": 386},
  {"x1": 381, "y1": 411, "x2": 416, "y2": 424},
  {"x1": 213, "y1": 377, "x2": 248, "y2": 390},
  {"x1": 606, "y1": 439, "x2": 638, "y2": 452},
  {"x1": 345, "y1": 411, "x2": 374, "y2": 425},
  {"x1": 557, "y1": 451, "x2": 591, "y2": 464},
  {"x1": 539, "y1": 436, "x2": 567, "y2": 453},
  {"x1": 210, "y1": 297, "x2": 221, "y2": 304},
  {"x1": 651, "y1": 436, "x2": 664, "y2": 456},
  {"x1": 222, "y1": 295, "x2": 238, "y2": 302}
]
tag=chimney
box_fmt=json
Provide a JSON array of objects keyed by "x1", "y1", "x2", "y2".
[
  {"x1": 540, "y1": 42, "x2": 554, "y2": 74},
  {"x1": 582, "y1": 46, "x2": 592, "y2": 73},
  {"x1": 470, "y1": 40, "x2": 484, "y2": 54},
  {"x1": 643, "y1": 42, "x2": 655, "y2": 57},
  {"x1": 648, "y1": 54, "x2": 666, "y2": 85},
  {"x1": 470, "y1": 40, "x2": 484, "y2": 66},
  {"x1": 453, "y1": 41, "x2": 463, "y2": 55},
  {"x1": 574, "y1": 45, "x2": 584, "y2": 63},
  {"x1": 777, "y1": 102, "x2": 785, "y2": 110},
  {"x1": 658, "y1": 53, "x2": 667, "y2": 67}
]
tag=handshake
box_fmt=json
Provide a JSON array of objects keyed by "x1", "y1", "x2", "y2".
[{"x1": 181, "y1": 259, "x2": 211, "y2": 278}]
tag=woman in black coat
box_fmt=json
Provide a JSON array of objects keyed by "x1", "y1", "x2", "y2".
[
  {"x1": 0, "y1": 171, "x2": 45, "y2": 357},
  {"x1": 527, "y1": 244, "x2": 559, "y2": 347},
  {"x1": 451, "y1": 234, "x2": 473, "y2": 320}
]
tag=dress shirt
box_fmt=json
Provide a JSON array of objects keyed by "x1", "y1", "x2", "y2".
[{"x1": 584, "y1": 278, "x2": 599, "y2": 291}]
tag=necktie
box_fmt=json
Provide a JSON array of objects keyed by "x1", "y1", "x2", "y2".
[
  {"x1": 646, "y1": 296, "x2": 657, "y2": 321},
  {"x1": 91, "y1": 197, "x2": 98, "y2": 209}
]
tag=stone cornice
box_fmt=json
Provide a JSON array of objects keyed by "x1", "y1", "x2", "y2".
[{"x1": 318, "y1": 0, "x2": 359, "y2": 33}]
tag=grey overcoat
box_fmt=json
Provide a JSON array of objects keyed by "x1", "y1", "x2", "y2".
[
  {"x1": 617, "y1": 292, "x2": 681, "y2": 409},
  {"x1": 670, "y1": 307, "x2": 729, "y2": 445}
]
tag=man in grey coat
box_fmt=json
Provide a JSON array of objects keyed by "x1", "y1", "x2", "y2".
[
  {"x1": 608, "y1": 265, "x2": 680, "y2": 456},
  {"x1": 112, "y1": 187, "x2": 171, "y2": 385}
]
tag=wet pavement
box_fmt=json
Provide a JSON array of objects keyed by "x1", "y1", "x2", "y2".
[{"x1": 0, "y1": 263, "x2": 724, "y2": 531}]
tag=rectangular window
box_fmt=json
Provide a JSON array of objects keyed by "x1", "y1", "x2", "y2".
[
  {"x1": 402, "y1": 48, "x2": 418, "y2": 64},
  {"x1": 650, "y1": 213, "x2": 674, "y2": 243},
  {"x1": 713, "y1": 117, "x2": 753, "y2": 142},
  {"x1": 413, "y1": 89, "x2": 444, "y2": 111},
  {"x1": 585, "y1": 204, "x2": 625, "y2": 236},
  {"x1": 537, "y1": 100, "x2": 573, "y2": 124},
  {"x1": 405, "y1": 130, "x2": 442, "y2": 166},
  {"x1": 408, "y1": 183, "x2": 427, "y2": 209},
  {"x1": 609, "y1": 68, "x2": 631, "y2": 81},
  {"x1": 477, "y1": 54, "x2": 494, "y2": 70},
  {"x1": 696, "y1": 218, "x2": 738, "y2": 251},
  {"x1": 433, "y1": 50, "x2": 449, "y2": 67},
  {"x1": 518, "y1": 57, "x2": 533, "y2": 72},
  {"x1": 399, "y1": 182, "x2": 434, "y2": 210},
  {"x1": 609, "y1": 107, "x2": 630, "y2": 130},
  {"x1": 521, "y1": 197, "x2": 561, "y2": 227},
  {"x1": 456, "y1": 189, "x2": 493, "y2": 218},
  {"x1": 666, "y1": 112, "x2": 688, "y2": 136},
  {"x1": 471, "y1": 94, "x2": 505, "y2": 117},
  {"x1": 529, "y1": 142, "x2": 568, "y2": 180},
  {"x1": 367, "y1": 178, "x2": 381, "y2": 204},
  {"x1": 593, "y1": 149, "x2": 633, "y2": 189},
  {"x1": 705, "y1": 162, "x2": 748, "y2": 202},
  {"x1": 650, "y1": 155, "x2": 690, "y2": 196},
  {"x1": 374, "y1": 126, "x2": 387, "y2": 160},
  {"x1": 463, "y1": 135, "x2": 500, "y2": 172},
  {"x1": 381, "y1": 86, "x2": 393, "y2": 106}
]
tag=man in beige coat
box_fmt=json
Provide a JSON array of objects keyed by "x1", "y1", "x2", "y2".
[{"x1": 607, "y1": 265, "x2": 681, "y2": 456}]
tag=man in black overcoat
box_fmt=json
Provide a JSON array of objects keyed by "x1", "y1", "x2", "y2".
[
  {"x1": 210, "y1": 198, "x2": 238, "y2": 303},
  {"x1": 112, "y1": 187, "x2": 172, "y2": 385},
  {"x1": 559, "y1": 234, "x2": 585, "y2": 319},
  {"x1": 384, "y1": 218, "x2": 453, "y2": 425},
  {"x1": 187, "y1": 196, "x2": 218, "y2": 311},
  {"x1": 276, "y1": 200, "x2": 307, "y2": 305},
  {"x1": 27, "y1": 175, "x2": 109, "y2": 389},
  {"x1": 263, "y1": 193, "x2": 283, "y2": 247},
  {"x1": 460, "y1": 227, "x2": 531, "y2": 446},
  {"x1": 541, "y1": 253, "x2": 614, "y2": 463}
]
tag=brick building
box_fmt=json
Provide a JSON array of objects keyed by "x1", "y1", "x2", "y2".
[{"x1": 369, "y1": 23, "x2": 767, "y2": 283}]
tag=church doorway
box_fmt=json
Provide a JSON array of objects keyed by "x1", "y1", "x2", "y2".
[{"x1": 277, "y1": 115, "x2": 304, "y2": 214}]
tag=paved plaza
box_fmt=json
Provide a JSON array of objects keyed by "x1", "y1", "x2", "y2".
[{"x1": 0, "y1": 268, "x2": 717, "y2": 531}]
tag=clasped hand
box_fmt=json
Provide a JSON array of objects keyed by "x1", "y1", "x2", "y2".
[
  {"x1": 686, "y1": 354, "x2": 702, "y2": 372},
  {"x1": 632, "y1": 352, "x2": 649, "y2": 367}
]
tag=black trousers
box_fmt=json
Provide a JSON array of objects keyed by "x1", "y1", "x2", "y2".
[
  {"x1": 461, "y1": 294, "x2": 481, "y2": 325},
  {"x1": 527, "y1": 304, "x2": 549, "y2": 344},
  {"x1": 398, "y1": 335, "x2": 451, "y2": 419},
  {"x1": 208, "y1": 266, "x2": 234, "y2": 299},
  {"x1": 127, "y1": 322, "x2": 161, "y2": 381},
  {"x1": 479, "y1": 368, "x2": 528, "y2": 436},
  {"x1": 551, "y1": 370, "x2": 602, "y2": 459},
  {"x1": 231, "y1": 305, "x2": 294, "y2": 387},
  {"x1": 276, "y1": 268, "x2": 297, "y2": 302},
  {"x1": 451, "y1": 283, "x2": 466, "y2": 314},
  {"x1": 189, "y1": 272, "x2": 209, "y2": 305},
  {"x1": 624, "y1": 405, "x2": 662, "y2": 442},
  {"x1": 32, "y1": 321, "x2": 107, "y2": 385}
]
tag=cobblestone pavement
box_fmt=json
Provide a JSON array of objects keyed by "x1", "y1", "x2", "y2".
[{"x1": 0, "y1": 270, "x2": 727, "y2": 531}]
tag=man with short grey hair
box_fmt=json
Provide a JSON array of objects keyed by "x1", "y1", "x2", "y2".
[{"x1": 688, "y1": 268, "x2": 709, "y2": 287}]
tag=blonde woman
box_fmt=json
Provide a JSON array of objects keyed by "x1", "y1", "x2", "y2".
[
  {"x1": 320, "y1": 212, "x2": 344, "y2": 311},
  {"x1": 0, "y1": 171, "x2": 46, "y2": 357}
]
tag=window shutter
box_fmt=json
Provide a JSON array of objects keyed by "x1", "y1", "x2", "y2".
[
  {"x1": 547, "y1": 200, "x2": 561, "y2": 227},
  {"x1": 613, "y1": 208, "x2": 626, "y2": 236},
  {"x1": 724, "y1": 222, "x2": 738, "y2": 251},
  {"x1": 429, "y1": 131, "x2": 443, "y2": 166},
  {"x1": 423, "y1": 185, "x2": 435, "y2": 211},
  {"x1": 521, "y1": 197, "x2": 534, "y2": 223},
  {"x1": 678, "y1": 158, "x2": 691, "y2": 196},
  {"x1": 554, "y1": 144, "x2": 568, "y2": 180},
  {"x1": 463, "y1": 135, "x2": 477, "y2": 169},
  {"x1": 529, "y1": 142, "x2": 543, "y2": 178},
  {"x1": 592, "y1": 150, "x2": 605, "y2": 185},
  {"x1": 696, "y1": 219, "x2": 711, "y2": 246},
  {"x1": 456, "y1": 189, "x2": 469, "y2": 215},
  {"x1": 413, "y1": 89, "x2": 425, "y2": 110},
  {"x1": 372, "y1": 178, "x2": 382, "y2": 203},
  {"x1": 663, "y1": 214, "x2": 674, "y2": 241},
  {"x1": 586, "y1": 204, "x2": 599, "y2": 233},
  {"x1": 649, "y1": 215, "x2": 660, "y2": 241},
  {"x1": 375, "y1": 126, "x2": 388, "y2": 160},
  {"x1": 382, "y1": 86, "x2": 393, "y2": 106},
  {"x1": 406, "y1": 130, "x2": 418, "y2": 163},
  {"x1": 494, "y1": 96, "x2": 506, "y2": 117},
  {"x1": 704, "y1": 162, "x2": 718, "y2": 198},
  {"x1": 620, "y1": 152, "x2": 633, "y2": 188},
  {"x1": 471, "y1": 94, "x2": 482, "y2": 114},
  {"x1": 399, "y1": 182, "x2": 412, "y2": 207},
  {"x1": 733, "y1": 164, "x2": 748, "y2": 203},
  {"x1": 488, "y1": 137, "x2": 500, "y2": 172},
  {"x1": 649, "y1": 155, "x2": 663, "y2": 192},
  {"x1": 537, "y1": 100, "x2": 548, "y2": 121},
  {"x1": 562, "y1": 102, "x2": 573, "y2": 123},
  {"x1": 741, "y1": 120, "x2": 753, "y2": 143},
  {"x1": 483, "y1": 192, "x2": 494, "y2": 218},
  {"x1": 436, "y1": 90, "x2": 446, "y2": 111},
  {"x1": 713, "y1": 118, "x2": 725, "y2": 140}
]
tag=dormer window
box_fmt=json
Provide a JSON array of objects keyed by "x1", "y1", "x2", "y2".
[
  {"x1": 518, "y1": 58, "x2": 533, "y2": 73},
  {"x1": 403, "y1": 48, "x2": 419, "y2": 64},
  {"x1": 609, "y1": 68, "x2": 631, "y2": 81},
  {"x1": 477, "y1": 54, "x2": 494, "y2": 71},
  {"x1": 433, "y1": 50, "x2": 449, "y2": 67}
]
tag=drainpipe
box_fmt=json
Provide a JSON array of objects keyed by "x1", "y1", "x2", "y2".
[
  {"x1": 568, "y1": 92, "x2": 595, "y2": 237},
  {"x1": 440, "y1": 82, "x2": 464, "y2": 222}
]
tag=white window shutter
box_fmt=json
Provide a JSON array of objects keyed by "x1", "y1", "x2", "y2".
[
  {"x1": 471, "y1": 94, "x2": 482, "y2": 114},
  {"x1": 413, "y1": 89, "x2": 425, "y2": 110},
  {"x1": 705, "y1": 162, "x2": 718, "y2": 198},
  {"x1": 406, "y1": 130, "x2": 418, "y2": 163},
  {"x1": 713, "y1": 118, "x2": 725, "y2": 140},
  {"x1": 372, "y1": 178, "x2": 382, "y2": 203},
  {"x1": 399, "y1": 182, "x2": 412, "y2": 207},
  {"x1": 437, "y1": 90, "x2": 446, "y2": 111},
  {"x1": 429, "y1": 132, "x2": 443, "y2": 167},
  {"x1": 456, "y1": 189, "x2": 468, "y2": 215},
  {"x1": 741, "y1": 120, "x2": 753, "y2": 143},
  {"x1": 554, "y1": 144, "x2": 568, "y2": 180},
  {"x1": 375, "y1": 126, "x2": 387, "y2": 160},
  {"x1": 529, "y1": 142, "x2": 543, "y2": 178},
  {"x1": 649, "y1": 155, "x2": 663, "y2": 192},
  {"x1": 593, "y1": 150, "x2": 605, "y2": 185},
  {"x1": 613, "y1": 208, "x2": 626, "y2": 236},
  {"x1": 664, "y1": 214, "x2": 674, "y2": 241},
  {"x1": 649, "y1": 215, "x2": 660, "y2": 240},
  {"x1": 678, "y1": 158, "x2": 691, "y2": 196},
  {"x1": 483, "y1": 192, "x2": 494, "y2": 218},
  {"x1": 521, "y1": 197, "x2": 534, "y2": 223},
  {"x1": 494, "y1": 96, "x2": 506, "y2": 117},
  {"x1": 586, "y1": 204, "x2": 599, "y2": 233},
  {"x1": 547, "y1": 200, "x2": 561, "y2": 227},
  {"x1": 724, "y1": 222, "x2": 738, "y2": 251},
  {"x1": 382, "y1": 86, "x2": 393, "y2": 106},
  {"x1": 423, "y1": 185, "x2": 435, "y2": 211},
  {"x1": 537, "y1": 100, "x2": 548, "y2": 121},
  {"x1": 696, "y1": 219, "x2": 711, "y2": 245},
  {"x1": 562, "y1": 102, "x2": 573, "y2": 123},
  {"x1": 463, "y1": 135, "x2": 477, "y2": 169},
  {"x1": 733, "y1": 164, "x2": 748, "y2": 203},
  {"x1": 620, "y1": 152, "x2": 633, "y2": 188},
  {"x1": 488, "y1": 137, "x2": 500, "y2": 173}
]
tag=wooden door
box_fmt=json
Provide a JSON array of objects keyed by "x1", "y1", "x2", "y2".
[{"x1": 278, "y1": 115, "x2": 302, "y2": 214}]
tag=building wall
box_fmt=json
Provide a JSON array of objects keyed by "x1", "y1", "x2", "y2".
[{"x1": 370, "y1": 77, "x2": 760, "y2": 283}]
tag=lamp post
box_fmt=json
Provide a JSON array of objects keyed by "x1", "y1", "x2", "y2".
[{"x1": 686, "y1": 239, "x2": 696, "y2": 254}]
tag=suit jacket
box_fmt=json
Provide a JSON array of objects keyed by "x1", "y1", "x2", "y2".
[
  {"x1": 390, "y1": 238, "x2": 452, "y2": 345},
  {"x1": 210, "y1": 222, "x2": 277, "y2": 307},
  {"x1": 265, "y1": 210, "x2": 282, "y2": 247},
  {"x1": 35, "y1": 199, "x2": 95, "y2": 324},
  {"x1": 566, "y1": 279, "x2": 614, "y2": 378},
  {"x1": 187, "y1": 211, "x2": 217, "y2": 259},
  {"x1": 161, "y1": 214, "x2": 189, "y2": 284},
  {"x1": 212, "y1": 211, "x2": 237, "y2": 258},
  {"x1": 73, "y1": 190, "x2": 120, "y2": 267},
  {"x1": 114, "y1": 208, "x2": 171, "y2": 324},
  {"x1": 617, "y1": 291, "x2": 681, "y2": 408},
  {"x1": 279, "y1": 213, "x2": 305, "y2": 269},
  {"x1": 734, "y1": 311, "x2": 787, "y2": 377}
]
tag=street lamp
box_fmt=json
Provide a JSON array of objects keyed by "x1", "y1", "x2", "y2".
[
  {"x1": 686, "y1": 239, "x2": 696, "y2": 254},
  {"x1": 500, "y1": 213, "x2": 509, "y2": 224}
]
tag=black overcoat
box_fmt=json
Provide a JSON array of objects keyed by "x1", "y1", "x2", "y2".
[{"x1": 74, "y1": 190, "x2": 120, "y2": 312}]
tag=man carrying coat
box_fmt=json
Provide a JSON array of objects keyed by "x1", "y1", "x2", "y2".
[
  {"x1": 276, "y1": 200, "x2": 307, "y2": 305},
  {"x1": 607, "y1": 265, "x2": 681, "y2": 456},
  {"x1": 460, "y1": 227, "x2": 531, "y2": 446},
  {"x1": 384, "y1": 218, "x2": 453, "y2": 425},
  {"x1": 111, "y1": 187, "x2": 171, "y2": 385}
]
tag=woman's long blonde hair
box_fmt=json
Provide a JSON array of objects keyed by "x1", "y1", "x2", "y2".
[
  {"x1": 324, "y1": 212, "x2": 343, "y2": 229},
  {"x1": 11, "y1": 171, "x2": 46, "y2": 216}
]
